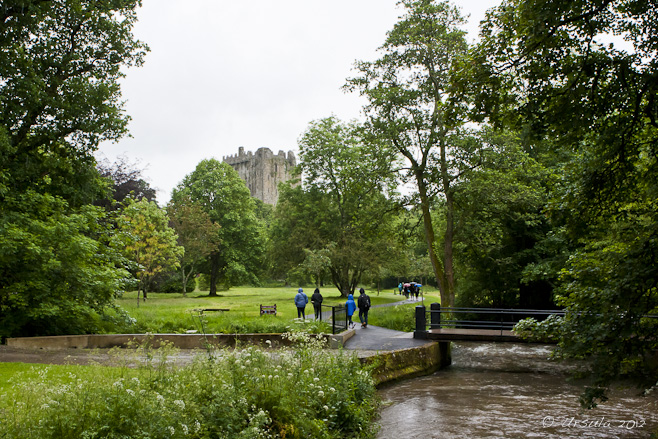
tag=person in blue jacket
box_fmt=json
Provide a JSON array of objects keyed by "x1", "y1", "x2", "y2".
[
  {"x1": 345, "y1": 293, "x2": 357, "y2": 329},
  {"x1": 294, "y1": 288, "x2": 308, "y2": 319}
]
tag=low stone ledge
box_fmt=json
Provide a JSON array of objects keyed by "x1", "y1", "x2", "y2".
[
  {"x1": 360, "y1": 341, "x2": 451, "y2": 386},
  {"x1": 6, "y1": 331, "x2": 356, "y2": 350}
]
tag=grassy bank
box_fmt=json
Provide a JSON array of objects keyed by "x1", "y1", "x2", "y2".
[
  {"x1": 0, "y1": 336, "x2": 380, "y2": 439},
  {"x1": 108, "y1": 287, "x2": 405, "y2": 334}
]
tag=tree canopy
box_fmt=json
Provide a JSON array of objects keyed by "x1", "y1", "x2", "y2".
[
  {"x1": 270, "y1": 117, "x2": 397, "y2": 296},
  {"x1": 472, "y1": 0, "x2": 658, "y2": 406},
  {"x1": 346, "y1": 0, "x2": 481, "y2": 307},
  {"x1": 0, "y1": 0, "x2": 147, "y2": 338},
  {"x1": 171, "y1": 159, "x2": 264, "y2": 295},
  {"x1": 113, "y1": 199, "x2": 183, "y2": 302}
]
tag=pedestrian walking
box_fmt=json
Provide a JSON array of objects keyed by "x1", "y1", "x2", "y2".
[
  {"x1": 294, "y1": 288, "x2": 308, "y2": 319},
  {"x1": 311, "y1": 288, "x2": 323, "y2": 320},
  {"x1": 357, "y1": 287, "x2": 371, "y2": 328},
  {"x1": 345, "y1": 293, "x2": 357, "y2": 329}
]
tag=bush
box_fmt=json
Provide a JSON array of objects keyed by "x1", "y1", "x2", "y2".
[
  {"x1": 367, "y1": 304, "x2": 415, "y2": 332},
  {"x1": 0, "y1": 335, "x2": 379, "y2": 439}
]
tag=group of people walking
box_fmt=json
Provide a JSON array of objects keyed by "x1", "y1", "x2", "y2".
[
  {"x1": 294, "y1": 287, "x2": 324, "y2": 320},
  {"x1": 293, "y1": 287, "x2": 372, "y2": 329},
  {"x1": 397, "y1": 282, "x2": 422, "y2": 301}
]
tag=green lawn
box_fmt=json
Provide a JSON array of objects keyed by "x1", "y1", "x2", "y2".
[{"x1": 113, "y1": 286, "x2": 408, "y2": 334}]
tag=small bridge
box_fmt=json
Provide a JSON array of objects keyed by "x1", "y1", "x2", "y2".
[{"x1": 413, "y1": 304, "x2": 565, "y2": 343}]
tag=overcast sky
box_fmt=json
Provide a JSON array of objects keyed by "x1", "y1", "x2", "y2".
[{"x1": 98, "y1": 0, "x2": 501, "y2": 203}]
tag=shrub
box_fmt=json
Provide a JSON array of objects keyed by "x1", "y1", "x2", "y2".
[
  {"x1": 368, "y1": 304, "x2": 416, "y2": 332},
  {"x1": 0, "y1": 334, "x2": 379, "y2": 439}
]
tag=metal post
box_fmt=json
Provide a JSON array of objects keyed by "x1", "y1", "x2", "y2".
[
  {"x1": 332, "y1": 306, "x2": 336, "y2": 335},
  {"x1": 414, "y1": 305, "x2": 427, "y2": 339},
  {"x1": 430, "y1": 303, "x2": 441, "y2": 330}
]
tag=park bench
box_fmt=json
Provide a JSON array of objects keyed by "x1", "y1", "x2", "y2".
[{"x1": 260, "y1": 304, "x2": 277, "y2": 316}]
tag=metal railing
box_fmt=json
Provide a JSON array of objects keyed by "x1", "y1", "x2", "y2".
[
  {"x1": 415, "y1": 303, "x2": 565, "y2": 336},
  {"x1": 318, "y1": 304, "x2": 348, "y2": 335}
]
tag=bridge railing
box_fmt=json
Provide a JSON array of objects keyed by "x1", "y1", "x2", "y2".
[
  {"x1": 322, "y1": 304, "x2": 347, "y2": 335},
  {"x1": 415, "y1": 303, "x2": 566, "y2": 336}
]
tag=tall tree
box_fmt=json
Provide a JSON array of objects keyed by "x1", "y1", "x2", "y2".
[
  {"x1": 113, "y1": 199, "x2": 183, "y2": 303},
  {"x1": 167, "y1": 196, "x2": 221, "y2": 296},
  {"x1": 271, "y1": 117, "x2": 397, "y2": 297},
  {"x1": 171, "y1": 160, "x2": 264, "y2": 295},
  {"x1": 96, "y1": 155, "x2": 157, "y2": 211},
  {"x1": 473, "y1": 0, "x2": 658, "y2": 406},
  {"x1": 0, "y1": 1, "x2": 147, "y2": 338},
  {"x1": 345, "y1": 0, "x2": 481, "y2": 307}
]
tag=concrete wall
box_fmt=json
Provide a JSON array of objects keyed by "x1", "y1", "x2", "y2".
[
  {"x1": 361, "y1": 341, "x2": 451, "y2": 386},
  {"x1": 6, "y1": 332, "x2": 353, "y2": 350}
]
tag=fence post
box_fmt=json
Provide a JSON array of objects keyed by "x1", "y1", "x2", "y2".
[
  {"x1": 430, "y1": 303, "x2": 441, "y2": 330},
  {"x1": 414, "y1": 305, "x2": 427, "y2": 339},
  {"x1": 332, "y1": 306, "x2": 336, "y2": 335}
]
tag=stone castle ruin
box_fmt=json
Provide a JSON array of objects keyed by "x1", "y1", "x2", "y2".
[{"x1": 223, "y1": 147, "x2": 297, "y2": 205}]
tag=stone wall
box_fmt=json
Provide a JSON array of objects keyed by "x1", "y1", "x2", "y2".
[{"x1": 223, "y1": 146, "x2": 296, "y2": 205}]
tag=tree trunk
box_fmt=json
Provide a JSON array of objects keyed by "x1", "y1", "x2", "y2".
[
  {"x1": 439, "y1": 139, "x2": 455, "y2": 308},
  {"x1": 181, "y1": 267, "x2": 188, "y2": 297},
  {"x1": 415, "y1": 169, "x2": 450, "y2": 306},
  {"x1": 209, "y1": 252, "x2": 220, "y2": 296}
]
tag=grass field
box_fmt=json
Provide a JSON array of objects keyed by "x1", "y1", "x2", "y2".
[{"x1": 112, "y1": 285, "x2": 437, "y2": 334}]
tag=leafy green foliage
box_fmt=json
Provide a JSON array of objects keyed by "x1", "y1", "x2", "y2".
[
  {"x1": 172, "y1": 160, "x2": 265, "y2": 294},
  {"x1": 0, "y1": 337, "x2": 380, "y2": 438},
  {"x1": 346, "y1": 0, "x2": 482, "y2": 308},
  {"x1": 474, "y1": 0, "x2": 658, "y2": 406},
  {"x1": 0, "y1": 1, "x2": 147, "y2": 337},
  {"x1": 271, "y1": 117, "x2": 397, "y2": 296},
  {"x1": 454, "y1": 130, "x2": 558, "y2": 308},
  {"x1": 0, "y1": 192, "x2": 129, "y2": 338},
  {"x1": 113, "y1": 199, "x2": 183, "y2": 300},
  {"x1": 167, "y1": 195, "x2": 221, "y2": 295}
]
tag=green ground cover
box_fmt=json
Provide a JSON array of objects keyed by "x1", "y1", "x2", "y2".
[
  {"x1": 0, "y1": 337, "x2": 379, "y2": 439},
  {"x1": 111, "y1": 286, "x2": 406, "y2": 334}
]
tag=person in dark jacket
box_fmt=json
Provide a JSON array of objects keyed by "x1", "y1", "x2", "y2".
[
  {"x1": 345, "y1": 294, "x2": 357, "y2": 329},
  {"x1": 311, "y1": 288, "x2": 323, "y2": 320},
  {"x1": 357, "y1": 287, "x2": 371, "y2": 328},
  {"x1": 294, "y1": 288, "x2": 308, "y2": 319}
]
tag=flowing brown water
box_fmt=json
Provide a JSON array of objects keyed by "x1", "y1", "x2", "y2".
[{"x1": 377, "y1": 342, "x2": 658, "y2": 439}]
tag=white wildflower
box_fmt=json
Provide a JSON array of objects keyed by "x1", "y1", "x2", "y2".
[
  {"x1": 313, "y1": 377, "x2": 319, "y2": 382},
  {"x1": 174, "y1": 399, "x2": 185, "y2": 410},
  {"x1": 318, "y1": 390, "x2": 325, "y2": 397}
]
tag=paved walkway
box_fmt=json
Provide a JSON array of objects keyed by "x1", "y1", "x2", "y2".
[{"x1": 343, "y1": 297, "x2": 431, "y2": 352}]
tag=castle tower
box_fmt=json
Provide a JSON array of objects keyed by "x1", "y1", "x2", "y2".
[{"x1": 223, "y1": 147, "x2": 297, "y2": 205}]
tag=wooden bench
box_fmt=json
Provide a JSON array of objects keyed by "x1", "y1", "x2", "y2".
[{"x1": 260, "y1": 304, "x2": 277, "y2": 316}]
